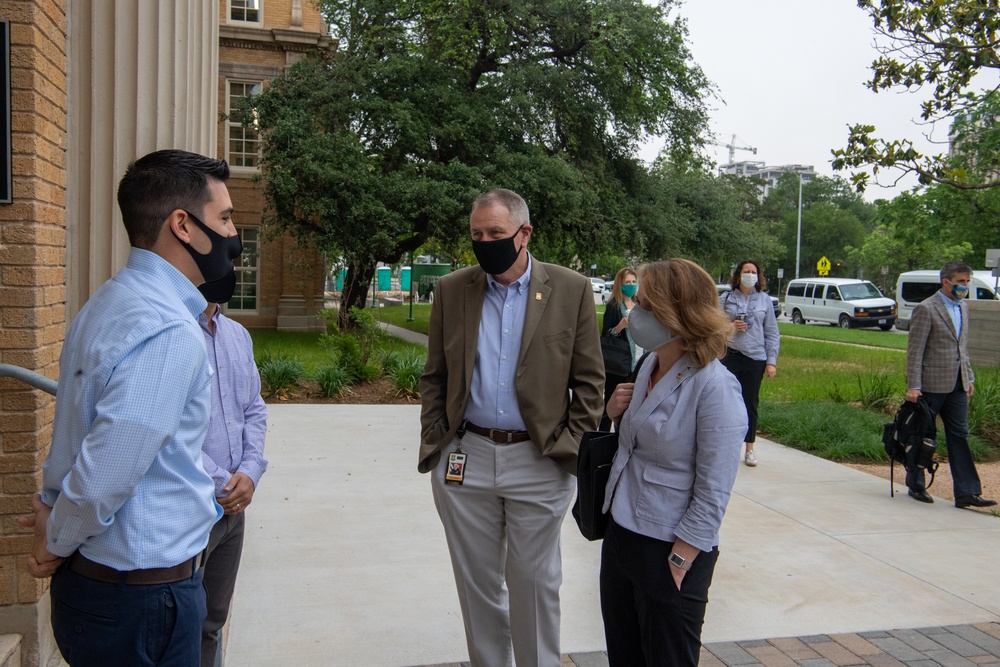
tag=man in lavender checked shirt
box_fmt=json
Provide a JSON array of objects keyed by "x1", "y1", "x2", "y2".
[{"x1": 197, "y1": 299, "x2": 268, "y2": 667}]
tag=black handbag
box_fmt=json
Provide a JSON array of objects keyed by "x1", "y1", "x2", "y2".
[
  {"x1": 571, "y1": 430, "x2": 620, "y2": 540},
  {"x1": 600, "y1": 333, "x2": 631, "y2": 377}
]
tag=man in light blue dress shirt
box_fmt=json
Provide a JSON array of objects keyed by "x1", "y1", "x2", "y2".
[{"x1": 19, "y1": 150, "x2": 243, "y2": 666}]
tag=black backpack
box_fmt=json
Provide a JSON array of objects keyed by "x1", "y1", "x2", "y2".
[{"x1": 882, "y1": 398, "x2": 939, "y2": 497}]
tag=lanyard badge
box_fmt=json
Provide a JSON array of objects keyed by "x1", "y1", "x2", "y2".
[{"x1": 445, "y1": 421, "x2": 469, "y2": 485}]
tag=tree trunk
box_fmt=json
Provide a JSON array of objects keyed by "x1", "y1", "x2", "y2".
[{"x1": 339, "y1": 257, "x2": 376, "y2": 330}]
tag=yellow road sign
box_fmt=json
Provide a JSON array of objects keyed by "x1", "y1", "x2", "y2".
[{"x1": 817, "y1": 256, "x2": 831, "y2": 276}]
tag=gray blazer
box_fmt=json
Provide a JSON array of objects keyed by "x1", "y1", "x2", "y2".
[
  {"x1": 906, "y1": 292, "x2": 974, "y2": 394},
  {"x1": 602, "y1": 353, "x2": 746, "y2": 552}
]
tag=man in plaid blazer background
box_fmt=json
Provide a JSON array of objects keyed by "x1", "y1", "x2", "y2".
[{"x1": 905, "y1": 261, "x2": 997, "y2": 509}]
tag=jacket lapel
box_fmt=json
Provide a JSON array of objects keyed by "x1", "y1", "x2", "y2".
[
  {"x1": 518, "y1": 260, "x2": 551, "y2": 367},
  {"x1": 463, "y1": 271, "x2": 488, "y2": 390},
  {"x1": 627, "y1": 354, "x2": 692, "y2": 435},
  {"x1": 929, "y1": 293, "x2": 959, "y2": 341}
]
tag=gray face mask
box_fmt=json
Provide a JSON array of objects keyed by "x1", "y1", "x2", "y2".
[{"x1": 628, "y1": 305, "x2": 679, "y2": 351}]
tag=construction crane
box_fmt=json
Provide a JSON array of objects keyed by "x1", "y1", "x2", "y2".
[{"x1": 721, "y1": 134, "x2": 757, "y2": 165}]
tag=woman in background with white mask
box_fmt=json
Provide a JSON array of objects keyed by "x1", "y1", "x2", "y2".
[
  {"x1": 600, "y1": 259, "x2": 746, "y2": 667},
  {"x1": 720, "y1": 259, "x2": 780, "y2": 467}
]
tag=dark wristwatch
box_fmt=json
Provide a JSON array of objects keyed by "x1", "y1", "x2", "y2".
[{"x1": 668, "y1": 551, "x2": 691, "y2": 571}]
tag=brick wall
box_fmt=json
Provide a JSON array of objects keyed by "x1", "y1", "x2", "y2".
[{"x1": 0, "y1": 0, "x2": 67, "y2": 619}]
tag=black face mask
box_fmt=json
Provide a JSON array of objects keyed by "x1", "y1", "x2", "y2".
[
  {"x1": 472, "y1": 225, "x2": 524, "y2": 276},
  {"x1": 177, "y1": 210, "x2": 243, "y2": 284},
  {"x1": 198, "y1": 267, "x2": 237, "y2": 303}
]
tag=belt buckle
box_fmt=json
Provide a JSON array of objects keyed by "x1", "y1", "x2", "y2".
[{"x1": 488, "y1": 428, "x2": 511, "y2": 444}]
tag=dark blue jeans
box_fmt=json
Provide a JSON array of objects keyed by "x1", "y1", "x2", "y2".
[
  {"x1": 906, "y1": 373, "x2": 982, "y2": 498},
  {"x1": 51, "y1": 561, "x2": 206, "y2": 667}
]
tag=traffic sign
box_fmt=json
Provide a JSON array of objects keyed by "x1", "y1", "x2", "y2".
[{"x1": 817, "y1": 256, "x2": 831, "y2": 276}]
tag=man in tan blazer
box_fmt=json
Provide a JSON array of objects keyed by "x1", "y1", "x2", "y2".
[
  {"x1": 905, "y1": 261, "x2": 996, "y2": 508},
  {"x1": 419, "y1": 188, "x2": 604, "y2": 667}
]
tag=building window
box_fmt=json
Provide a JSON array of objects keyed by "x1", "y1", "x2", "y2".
[
  {"x1": 227, "y1": 227, "x2": 259, "y2": 312},
  {"x1": 230, "y1": 0, "x2": 261, "y2": 24},
  {"x1": 227, "y1": 80, "x2": 262, "y2": 169}
]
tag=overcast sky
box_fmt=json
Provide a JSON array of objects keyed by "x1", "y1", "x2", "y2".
[{"x1": 640, "y1": 0, "x2": 943, "y2": 200}]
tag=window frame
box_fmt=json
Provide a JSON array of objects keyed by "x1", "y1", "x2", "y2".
[
  {"x1": 224, "y1": 226, "x2": 261, "y2": 315},
  {"x1": 225, "y1": 79, "x2": 263, "y2": 172},
  {"x1": 228, "y1": 0, "x2": 263, "y2": 26}
]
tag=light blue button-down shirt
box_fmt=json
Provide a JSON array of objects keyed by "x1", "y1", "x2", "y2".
[
  {"x1": 937, "y1": 290, "x2": 963, "y2": 338},
  {"x1": 464, "y1": 255, "x2": 533, "y2": 431},
  {"x1": 41, "y1": 248, "x2": 222, "y2": 570},
  {"x1": 199, "y1": 306, "x2": 268, "y2": 496},
  {"x1": 720, "y1": 289, "x2": 780, "y2": 365}
]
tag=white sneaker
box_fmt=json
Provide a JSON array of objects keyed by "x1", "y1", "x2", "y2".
[{"x1": 744, "y1": 451, "x2": 757, "y2": 467}]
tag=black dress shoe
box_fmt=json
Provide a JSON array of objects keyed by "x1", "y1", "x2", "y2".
[
  {"x1": 908, "y1": 488, "x2": 934, "y2": 503},
  {"x1": 955, "y1": 495, "x2": 998, "y2": 509}
]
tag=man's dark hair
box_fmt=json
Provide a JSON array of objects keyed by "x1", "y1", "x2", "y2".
[
  {"x1": 116, "y1": 149, "x2": 230, "y2": 249},
  {"x1": 940, "y1": 261, "x2": 973, "y2": 282}
]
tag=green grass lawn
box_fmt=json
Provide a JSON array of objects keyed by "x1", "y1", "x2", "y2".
[{"x1": 254, "y1": 302, "x2": 998, "y2": 462}]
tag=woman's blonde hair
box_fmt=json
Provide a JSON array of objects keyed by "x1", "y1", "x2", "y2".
[
  {"x1": 609, "y1": 267, "x2": 637, "y2": 305},
  {"x1": 638, "y1": 259, "x2": 730, "y2": 368}
]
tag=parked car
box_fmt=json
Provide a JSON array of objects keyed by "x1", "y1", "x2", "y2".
[
  {"x1": 716, "y1": 284, "x2": 781, "y2": 320},
  {"x1": 894, "y1": 269, "x2": 999, "y2": 330},
  {"x1": 604, "y1": 279, "x2": 615, "y2": 293},
  {"x1": 784, "y1": 277, "x2": 895, "y2": 330},
  {"x1": 589, "y1": 276, "x2": 606, "y2": 295}
]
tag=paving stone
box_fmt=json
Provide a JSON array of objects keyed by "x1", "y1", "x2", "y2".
[
  {"x1": 567, "y1": 652, "x2": 608, "y2": 667},
  {"x1": 768, "y1": 637, "x2": 821, "y2": 661},
  {"x1": 859, "y1": 631, "x2": 892, "y2": 640},
  {"x1": 922, "y1": 649, "x2": 980, "y2": 667},
  {"x1": 809, "y1": 640, "x2": 866, "y2": 665},
  {"x1": 933, "y1": 631, "x2": 987, "y2": 657},
  {"x1": 948, "y1": 625, "x2": 1000, "y2": 655},
  {"x1": 829, "y1": 633, "x2": 884, "y2": 657},
  {"x1": 859, "y1": 653, "x2": 907, "y2": 667},
  {"x1": 799, "y1": 635, "x2": 833, "y2": 645},
  {"x1": 970, "y1": 657, "x2": 1000, "y2": 665},
  {"x1": 706, "y1": 641, "x2": 760, "y2": 665},
  {"x1": 794, "y1": 659, "x2": 836, "y2": 667},
  {"x1": 867, "y1": 637, "x2": 926, "y2": 662},
  {"x1": 907, "y1": 661, "x2": 945, "y2": 667},
  {"x1": 738, "y1": 640, "x2": 772, "y2": 649},
  {"x1": 744, "y1": 645, "x2": 798, "y2": 667},
  {"x1": 920, "y1": 626, "x2": 954, "y2": 636},
  {"x1": 700, "y1": 647, "x2": 728, "y2": 667},
  {"x1": 888, "y1": 628, "x2": 945, "y2": 652},
  {"x1": 972, "y1": 624, "x2": 1000, "y2": 642}
]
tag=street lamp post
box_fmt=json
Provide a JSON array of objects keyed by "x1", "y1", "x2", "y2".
[{"x1": 795, "y1": 173, "x2": 803, "y2": 279}]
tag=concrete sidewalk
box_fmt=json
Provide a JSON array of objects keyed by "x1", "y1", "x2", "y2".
[{"x1": 226, "y1": 405, "x2": 1000, "y2": 666}]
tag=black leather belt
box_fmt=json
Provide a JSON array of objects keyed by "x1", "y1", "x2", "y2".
[
  {"x1": 69, "y1": 552, "x2": 201, "y2": 585},
  {"x1": 464, "y1": 421, "x2": 531, "y2": 444}
]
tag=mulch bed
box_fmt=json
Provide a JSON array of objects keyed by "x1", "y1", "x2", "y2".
[{"x1": 262, "y1": 378, "x2": 418, "y2": 405}]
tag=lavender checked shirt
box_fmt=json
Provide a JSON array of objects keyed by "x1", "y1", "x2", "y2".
[{"x1": 198, "y1": 306, "x2": 268, "y2": 496}]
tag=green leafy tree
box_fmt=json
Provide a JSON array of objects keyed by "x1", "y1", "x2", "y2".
[
  {"x1": 832, "y1": 1, "x2": 1000, "y2": 191},
  {"x1": 247, "y1": 0, "x2": 711, "y2": 327}
]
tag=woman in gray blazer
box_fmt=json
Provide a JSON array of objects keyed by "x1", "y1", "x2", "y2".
[{"x1": 601, "y1": 259, "x2": 747, "y2": 667}]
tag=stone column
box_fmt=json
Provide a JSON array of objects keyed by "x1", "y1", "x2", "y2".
[{"x1": 65, "y1": 0, "x2": 219, "y2": 318}]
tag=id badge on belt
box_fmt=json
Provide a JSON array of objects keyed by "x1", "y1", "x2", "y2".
[{"x1": 445, "y1": 421, "x2": 470, "y2": 485}]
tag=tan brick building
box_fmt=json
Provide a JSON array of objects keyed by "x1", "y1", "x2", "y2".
[{"x1": 0, "y1": 1, "x2": 329, "y2": 664}]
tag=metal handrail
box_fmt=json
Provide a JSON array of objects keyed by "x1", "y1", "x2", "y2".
[{"x1": 0, "y1": 364, "x2": 57, "y2": 396}]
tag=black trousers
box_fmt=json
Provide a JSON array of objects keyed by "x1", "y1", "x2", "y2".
[
  {"x1": 600, "y1": 518, "x2": 720, "y2": 667},
  {"x1": 721, "y1": 349, "x2": 765, "y2": 443}
]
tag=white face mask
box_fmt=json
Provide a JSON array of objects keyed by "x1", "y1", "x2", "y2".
[
  {"x1": 741, "y1": 272, "x2": 758, "y2": 288},
  {"x1": 628, "y1": 305, "x2": 679, "y2": 351}
]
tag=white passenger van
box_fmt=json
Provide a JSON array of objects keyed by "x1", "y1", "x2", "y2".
[
  {"x1": 785, "y1": 277, "x2": 897, "y2": 330},
  {"x1": 894, "y1": 269, "x2": 999, "y2": 330}
]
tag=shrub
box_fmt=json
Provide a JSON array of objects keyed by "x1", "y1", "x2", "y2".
[
  {"x1": 384, "y1": 349, "x2": 426, "y2": 397},
  {"x1": 856, "y1": 368, "x2": 900, "y2": 412},
  {"x1": 315, "y1": 364, "x2": 352, "y2": 398},
  {"x1": 258, "y1": 355, "x2": 304, "y2": 400},
  {"x1": 350, "y1": 306, "x2": 385, "y2": 363},
  {"x1": 970, "y1": 368, "x2": 1000, "y2": 450}
]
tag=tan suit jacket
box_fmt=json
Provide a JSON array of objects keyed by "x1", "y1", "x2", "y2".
[
  {"x1": 418, "y1": 260, "x2": 605, "y2": 474},
  {"x1": 906, "y1": 291, "x2": 974, "y2": 393}
]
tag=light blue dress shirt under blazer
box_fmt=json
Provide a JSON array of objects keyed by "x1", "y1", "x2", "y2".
[
  {"x1": 937, "y1": 290, "x2": 963, "y2": 338},
  {"x1": 602, "y1": 353, "x2": 746, "y2": 552},
  {"x1": 199, "y1": 306, "x2": 268, "y2": 496},
  {"x1": 41, "y1": 248, "x2": 222, "y2": 570},
  {"x1": 463, "y1": 255, "x2": 533, "y2": 431}
]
